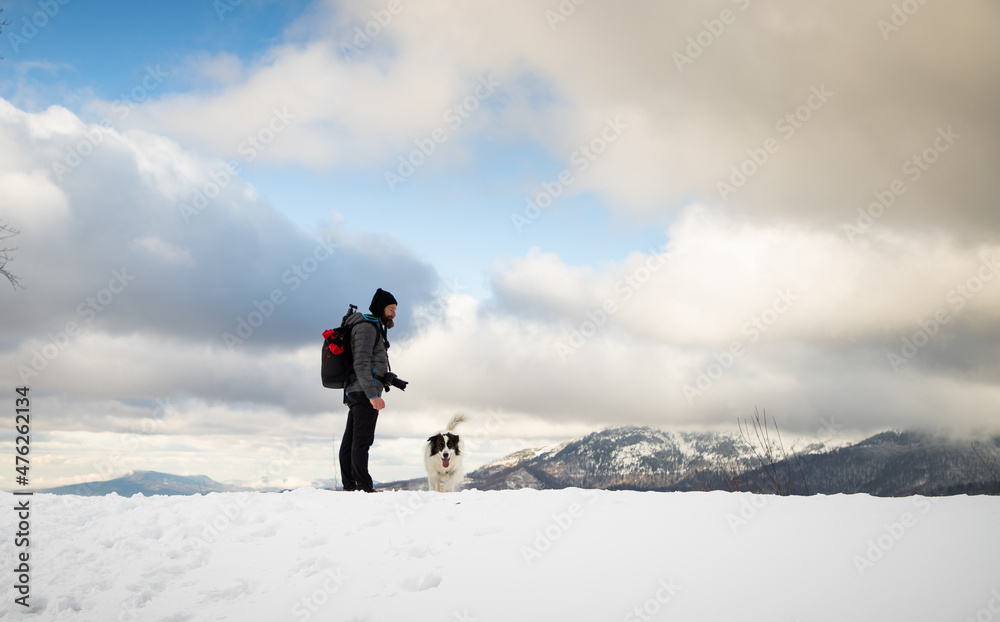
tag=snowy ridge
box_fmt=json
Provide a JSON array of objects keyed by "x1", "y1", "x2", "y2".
[
  {"x1": 467, "y1": 425, "x2": 763, "y2": 490},
  {"x1": 465, "y1": 425, "x2": 1000, "y2": 495},
  {"x1": 37, "y1": 470, "x2": 253, "y2": 496}
]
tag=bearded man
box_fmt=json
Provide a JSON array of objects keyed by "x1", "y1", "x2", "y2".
[{"x1": 338, "y1": 288, "x2": 397, "y2": 492}]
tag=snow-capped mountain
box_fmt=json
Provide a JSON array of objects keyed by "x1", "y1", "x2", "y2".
[
  {"x1": 464, "y1": 426, "x2": 1000, "y2": 496},
  {"x1": 467, "y1": 425, "x2": 761, "y2": 491}
]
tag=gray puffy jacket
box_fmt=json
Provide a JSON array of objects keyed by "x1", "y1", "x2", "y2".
[{"x1": 343, "y1": 312, "x2": 389, "y2": 399}]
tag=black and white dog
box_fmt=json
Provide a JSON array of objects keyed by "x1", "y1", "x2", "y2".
[{"x1": 424, "y1": 414, "x2": 468, "y2": 492}]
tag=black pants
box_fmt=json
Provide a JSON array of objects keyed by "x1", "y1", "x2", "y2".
[{"x1": 339, "y1": 392, "x2": 379, "y2": 492}]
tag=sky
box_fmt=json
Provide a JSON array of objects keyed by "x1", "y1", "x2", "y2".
[{"x1": 1, "y1": 0, "x2": 999, "y2": 489}]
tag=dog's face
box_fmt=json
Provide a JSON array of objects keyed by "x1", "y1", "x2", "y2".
[{"x1": 427, "y1": 432, "x2": 461, "y2": 469}]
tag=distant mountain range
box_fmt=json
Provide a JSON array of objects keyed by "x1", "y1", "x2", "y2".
[
  {"x1": 31, "y1": 427, "x2": 1000, "y2": 497},
  {"x1": 37, "y1": 470, "x2": 254, "y2": 496},
  {"x1": 456, "y1": 426, "x2": 1000, "y2": 496}
]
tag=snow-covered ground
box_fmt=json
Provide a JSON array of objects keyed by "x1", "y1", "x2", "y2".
[{"x1": 1, "y1": 489, "x2": 998, "y2": 621}]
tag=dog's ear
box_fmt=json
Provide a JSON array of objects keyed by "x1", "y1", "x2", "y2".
[{"x1": 427, "y1": 436, "x2": 436, "y2": 442}]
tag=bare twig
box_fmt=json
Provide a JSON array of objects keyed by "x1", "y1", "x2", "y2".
[
  {"x1": 739, "y1": 408, "x2": 781, "y2": 494},
  {"x1": 1, "y1": 221, "x2": 24, "y2": 290},
  {"x1": 772, "y1": 413, "x2": 810, "y2": 495},
  {"x1": 735, "y1": 408, "x2": 808, "y2": 495},
  {"x1": 791, "y1": 442, "x2": 810, "y2": 495},
  {"x1": 0, "y1": 9, "x2": 9, "y2": 61},
  {"x1": 971, "y1": 441, "x2": 1000, "y2": 493}
]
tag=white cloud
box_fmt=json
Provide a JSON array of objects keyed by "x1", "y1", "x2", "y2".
[
  {"x1": 390, "y1": 209, "x2": 1000, "y2": 436},
  {"x1": 129, "y1": 235, "x2": 194, "y2": 267},
  {"x1": 0, "y1": 168, "x2": 68, "y2": 228},
  {"x1": 495, "y1": 208, "x2": 1000, "y2": 346},
  {"x1": 97, "y1": 1, "x2": 1000, "y2": 235},
  {"x1": 0, "y1": 97, "x2": 439, "y2": 348}
]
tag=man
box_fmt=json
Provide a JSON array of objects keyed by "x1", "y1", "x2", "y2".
[{"x1": 338, "y1": 288, "x2": 397, "y2": 492}]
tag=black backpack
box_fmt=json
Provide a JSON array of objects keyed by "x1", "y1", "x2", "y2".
[{"x1": 321, "y1": 305, "x2": 358, "y2": 389}]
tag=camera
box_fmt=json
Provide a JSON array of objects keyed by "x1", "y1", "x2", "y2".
[{"x1": 382, "y1": 371, "x2": 408, "y2": 392}]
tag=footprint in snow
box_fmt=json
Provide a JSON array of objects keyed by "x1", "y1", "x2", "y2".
[
  {"x1": 398, "y1": 569, "x2": 443, "y2": 592},
  {"x1": 393, "y1": 541, "x2": 435, "y2": 559},
  {"x1": 300, "y1": 534, "x2": 328, "y2": 547}
]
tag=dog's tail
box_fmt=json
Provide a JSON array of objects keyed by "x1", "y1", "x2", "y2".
[{"x1": 446, "y1": 414, "x2": 468, "y2": 431}]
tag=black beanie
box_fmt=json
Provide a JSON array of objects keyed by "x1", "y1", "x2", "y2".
[{"x1": 369, "y1": 288, "x2": 397, "y2": 316}]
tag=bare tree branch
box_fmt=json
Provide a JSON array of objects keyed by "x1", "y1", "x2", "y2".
[
  {"x1": 1, "y1": 221, "x2": 24, "y2": 290},
  {"x1": 734, "y1": 408, "x2": 808, "y2": 495},
  {"x1": 0, "y1": 9, "x2": 9, "y2": 61},
  {"x1": 971, "y1": 441, "x2": 1000, "y2": 493}
]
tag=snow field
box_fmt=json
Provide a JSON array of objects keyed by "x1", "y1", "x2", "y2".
[{"x1": 0, "y1": 489, "x2": 998, "y2": 621}]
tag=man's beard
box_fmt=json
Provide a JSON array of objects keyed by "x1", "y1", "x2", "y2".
[{"x1": 381, "y1": 314, "x2": 394, "y2": 329}]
